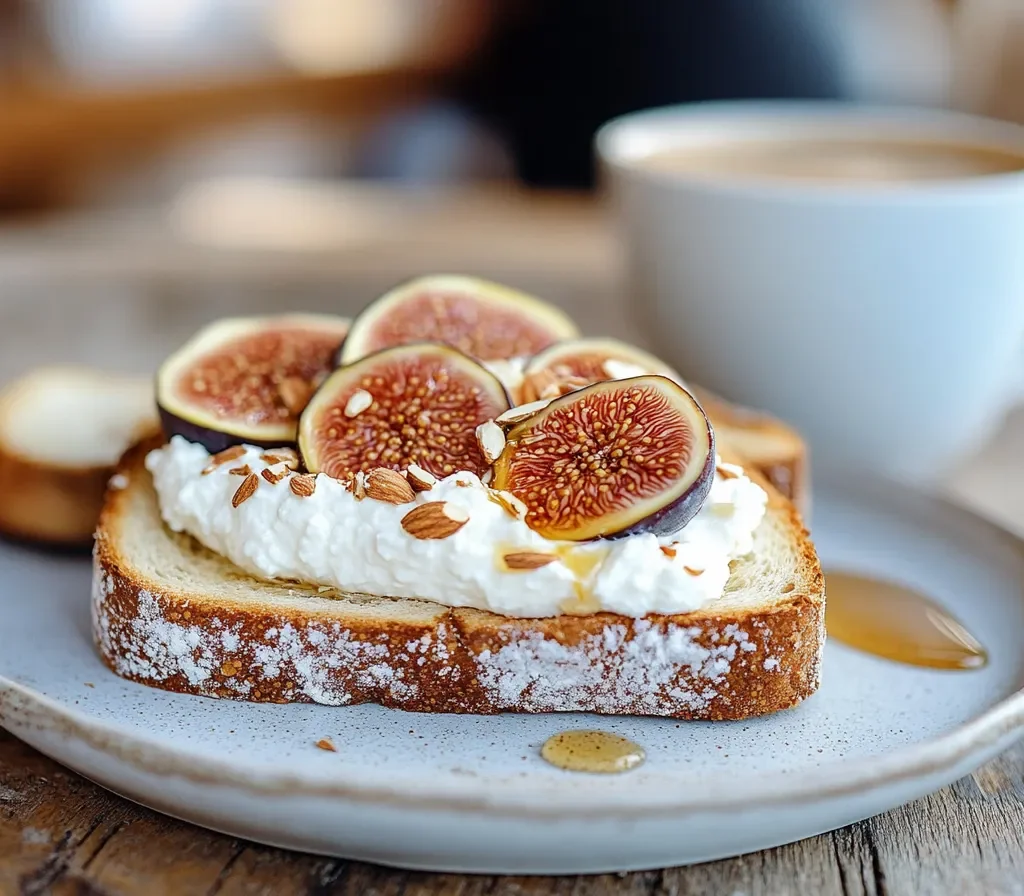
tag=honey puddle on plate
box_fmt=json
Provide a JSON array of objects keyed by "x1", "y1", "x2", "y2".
[
  {"x1": 540, "y1": 730, "x2": 646, "y2": 773},
  {"x1": 825, "y1": 571, "x2": 988, "y2": 670},
  {"x1": 537, "y1": 573, "x2": 986, "y2": 774}
]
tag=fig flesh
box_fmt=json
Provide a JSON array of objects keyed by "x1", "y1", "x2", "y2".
[
  {"x1": 492, "y1": 376, "x2": 714, "y2": 541},
  {"x1": 338, "y1": 275, "x2": 579, "y2": 364},
  {"x1": 519, "y1": 337, "x2": 683, "y2": 403},
  {"x1": 157, "y1": 314, "x2": 350, "y2": 453},
  {"x1": 299, "y1": 343, "x2": 510, "y2": 481}
]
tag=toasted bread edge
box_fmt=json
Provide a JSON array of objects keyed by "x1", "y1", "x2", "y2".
[{"x1": 92, "y1": 440, "x2": 825, "y2": 721}]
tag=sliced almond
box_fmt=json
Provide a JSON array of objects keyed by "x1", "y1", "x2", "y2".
[
  {"x1": 684, "y1": 566, "x2": 705, "y2": 577},
  {"x1": 716, "y1": 465, "x2": 738, "y2": 481},
  {"x1": 401, "y1": 502, "x2": 469, "y2": 539},
  {"x1": 228, "y1": 464, "x2": 253, "y2": 477},
  {"x1": 503, "y1": 551, "x2": 558, "y2": 570},
  {"x1": 660, "y1": 545, "x2": 677, "y2": 559},
  {"x1": 475, "y1": 420, "x2": 506, "y2": 465},
  {"x1": 261, "y1": 467, "x2": 287, "y2": 485},
  {"x1": 352, "y1": 471, "x2": 367, "y2": 501},
  {"x1": 495, "y1": 398, "x2": 552, "y2": 427},
  {"x1": 365, "y1": 467, "x2": 415, "y2": 504},
  {"x1": 278, "y1": 376, "x2": 314, "y2": 415},
  {"x1": 603, "y1": 358, "x2": 647, "y2": 380},
  {"x1": 344, "y1": 389, "x2": 373, "y2": 418},
  {"x1": 203, "y1": 445, "x2": 245, "y2": 474},
  {"x1": 491, "y1": 489, "x2": 528, "y2": 520},
  {"x1": 314, "y1": 737, "x2": 337, "y2": 753},
  {"x1": 232, "y1": 473, "x2": 259, "y2": 508},
  {"x1": 522, "y1": 369, "x2": 559, "y2": 402},
  {"x1": 262, "y1": 449, "x2": 299, "y2": 469},
  {"x1": 290, "y1": 473, "x2": 317, "y2": 497},
  {"x1": 406, "y1": 462, "x2": 436, "y2": 492}
]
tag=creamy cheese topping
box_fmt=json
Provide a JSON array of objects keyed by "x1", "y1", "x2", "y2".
[{"x1": 147, "y1": 437, "x2": 767, "y2": 618}]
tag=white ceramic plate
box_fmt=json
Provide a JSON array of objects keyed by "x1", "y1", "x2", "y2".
[{"x1": 2, "y1": 477, "x2": 1024, "y2": 875}]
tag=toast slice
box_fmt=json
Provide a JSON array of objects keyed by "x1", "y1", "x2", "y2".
[
  {"x1": 0, "y1": 368, "x2": 157, "y2": 546},
  {"x1": 692, "y1": 386, "x2": 810, "y2": 514},
  {"x1": 92, "y1": 440, "x2": 824, "y2": 720}
]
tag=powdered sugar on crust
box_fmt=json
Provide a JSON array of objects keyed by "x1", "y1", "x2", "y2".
[
  {"x1": 92, "y1": 545, "x2": 824, "y2": 718},
  {"x1": 477, "y1": 621, "x2": 758, "y2": 715},
  {"x1": 92, "y1": 562, "x2": 432, "y2": 706}
]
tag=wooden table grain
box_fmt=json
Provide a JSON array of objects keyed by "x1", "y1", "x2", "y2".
[{"x1": 0, "y1": 190, "x2": 1022, "y2": 895}]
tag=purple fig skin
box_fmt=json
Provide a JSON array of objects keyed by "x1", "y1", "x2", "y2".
[
  {"x1": 158, "y1": 406, "x2": 295, "y2": 455},
  {"x1": 155, "y1": 313, "x2": 350, "y2": 456},
  {"x1": 605, "y1": 423, "x2": 715, "y2": 540}
]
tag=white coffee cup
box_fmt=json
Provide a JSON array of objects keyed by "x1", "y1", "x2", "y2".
[{"x1": 597, "y1": 102, "x2": 1024, "y2": 483}]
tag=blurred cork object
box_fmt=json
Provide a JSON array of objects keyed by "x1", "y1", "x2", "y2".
[{"x1": 0, "y1": 0, "x2": 491, "y2": 213}]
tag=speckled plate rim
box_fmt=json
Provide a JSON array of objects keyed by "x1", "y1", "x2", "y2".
[{"x1": 2, "y1": 481, "x2": 1024, "y2": 820}]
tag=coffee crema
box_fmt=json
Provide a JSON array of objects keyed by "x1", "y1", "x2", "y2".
[{"x1": 640, "y1": 138, "x2": 1024, "y2": 183}]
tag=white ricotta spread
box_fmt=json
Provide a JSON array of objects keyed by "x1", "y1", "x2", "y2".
[{"x1": 147, "y1": 437, "x2": 767, "y2": 618}]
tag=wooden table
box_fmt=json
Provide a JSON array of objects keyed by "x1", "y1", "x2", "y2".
[{"x1": 0, "y1": 189, "x2": 1022, "y2": 895}]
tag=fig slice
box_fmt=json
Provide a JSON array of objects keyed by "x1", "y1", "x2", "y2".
[
  {"x1": 338, "y1": 274, "x2": 579, "y2": 364},
  {"x1": 299, "y1": 343, "x2": 511, "y2": 481},
  {"x1": 519, "y1": 337, "x2": 683, "y2": 403},
  {"x1": 492, "y1": 376, "x2": 714, "y2": 541},
  {"x1": 157, "y1": 314, "x2": 350, "y2": 453}
]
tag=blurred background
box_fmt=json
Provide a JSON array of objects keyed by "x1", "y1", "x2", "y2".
[
  {"x1": 0, "y1": 0, "x2": 1020, "y2": 215},
  {"x1": 0, "y1": 0, "x2": 1023, "y2": 524}
]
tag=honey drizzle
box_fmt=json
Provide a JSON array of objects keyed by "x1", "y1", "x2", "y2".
[
  {"x1": 825, "y1": 571, "x2": 988, "y2": 671},
  {"x1": 493, "y1": 543, "x2": 608, "y2": 615},
  {"x1": 540, "y1": 730, "x2": 646, "y2": 773},
  {"x1": 555, "y1": 545, "x2": 608, "y2": 614}
]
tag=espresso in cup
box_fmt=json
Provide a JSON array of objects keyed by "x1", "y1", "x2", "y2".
[{"x1": 640, "y1": 138, "x2": 1024, "y2": 183}]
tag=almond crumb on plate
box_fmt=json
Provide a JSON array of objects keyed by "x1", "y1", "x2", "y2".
[{"x1": 315, "y1": 737, "x2": 338, "y2": 752}]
